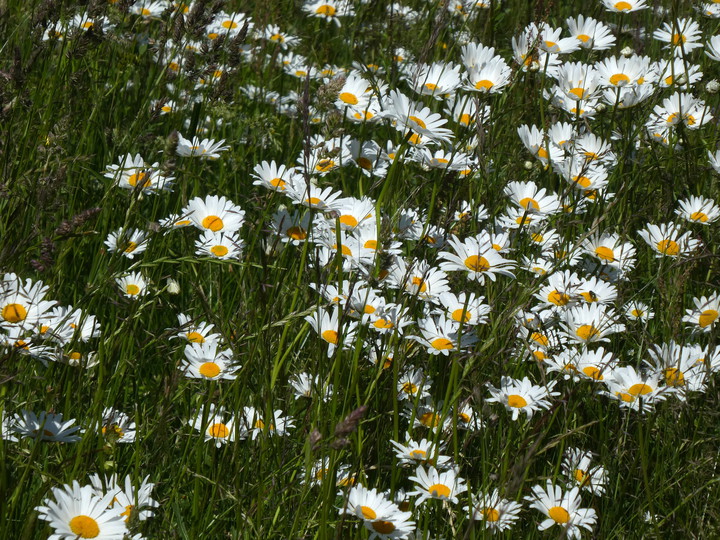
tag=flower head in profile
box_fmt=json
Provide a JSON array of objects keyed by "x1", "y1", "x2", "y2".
[
  {"x1": 562, "y1": 448, "x2": 609, "y2": 496},
  {"x1": 13, "y1": 410, "x2": 82, "y2": 442},
  {"x1": 682, "y1": 294, "x2": 719, "y2": 333},
  {"x1": 176, "y1": 133, "x2": 229, "y2": 159}
]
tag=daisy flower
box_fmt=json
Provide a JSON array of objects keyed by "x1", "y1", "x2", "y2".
[
  {"x1": 683, "y1": 294, "x2": 720, "y2": 332},
  {"x1": 100, "y1": 408, "x2": 136, "y2": 444},
  {"x1": 305, "y1": 307, "x2": 358, "y2": 357},
  {"x1": 562, "y1": 448, "x2": 609, "y2": 495},
  {"x1": 438, "y1": 233, "x2": 516, "y2": 283},
  {"x1": 35, "y1": 481, "x2": 128, "y2": 539},
  {"x1": 486, "y1": 377, "x2": 558, "y2": 420},
  {"x1": 537, "y1": 22, "x2": 581, "y2": 55},
  {"x1": 88, "y1": 473, "x2": 158, "y2": 523},
  {"x1": 343, "y1": 484, "x2": 400, "y2": 522},
  {"x1": 576, "y1": 276, "x2": 618, "y2": 305},
  {"x1": 566, "y1": 15, "x2": 615, "y2": 50},
  {"x1": 465, "y1": 489, "x2": 523, "y2": 531},
  {"x1": 534, "y1": 270, "x2": 581, "y2": 309},
  {"x1": 600, "y1": 365, "x2": 671, "y2": 412},
  {"x1": 581, "y1": 232, "x2": 637, "y2": 275},
  {"x1": 391, "y1": 437, "x2": 452, "y2": 468},
  {"x1": 651, "y1": 91, "x2": 712, "y2": 129},
  {"x1": 175, "y1": 133, "x2": 229, "y2": 159},
  {"x1": 505, "y1": 181, "x2": 561, "y2": 215},
  {"x1": 13, "y1": 410, "x2": 82, "y2": 442},
  {"x1": 287, "y1": 184, "x2": 344, "y2": 211},
  {"x1": 573, "y1": 346, "x2": 619, "y2": 382},
  {"x1": 408, "y1": 465, "x2": 467, "y2": 505},
  {"x1": 653, "y1": 18, "x2": 703, "y2": 56},
  {"x1": 675, "y1": 194, "x2": 720, "y2": 224},
  {"x1": 181, "y1": 342, "x2": 239, "y2": 380},
  {"x1": 601, "y1": 0, "x2": 647, "y2": 12},
  {"x1": 624, "y1": 300, "x2": 654, "y2": 321},
  {"x1": 251, "y1": 160, "x2": 298, "y2": 192},
  {"x1": 290, "y1": 371, "x2": 333, "y2": 401},
  {"x1": 561, "y1": 304, "x2": 625, "y2": 345},
  {"x1": 465, "y1": 56, "x2": 512, "y2": 94},
  {"x1": 637, "y1": 223, "x2": 700, "y2": 258},
  {"x1": 408, "y1": 315, "x2": 478, "y2": 356},
  {"x1": 0, "y1": 273, "x2": 56, "y2": 331},
  {"x1": 102, "y1": 153, "x2": 172, "y2": 193},
  {"x1": 525, "y1": 481, "x2": 597, "y2": 539},
  {"x1": 195, "y1": 231, "x2": 244, "y2": 260},
  {"x1": 115, "y1": 271, "x2": 149, "y2": 298},
  {"x1": 189, "y1": 405, "x2": 238, "y2": 447},
  {"x1": 435, "y1": 291, "x2": 490, "y2": 325},
  {"x1": 104, "y1": 228, "x2": 148, "y2": 259},
  {"x1": 645, "y1": 341, "x2": 708, "y2": 393},
  {"x1": 241, "y1": 406, "x2": 295, "y2": 439},
  {"x1": 303, "y1": 0, "x2": 354, "y2": 26},
  {"x1": 397, "y1": 367, "x2": 433, "y2": 401},
  {"x1": 185, "y1": 195, "x2": 245, "y2": 234},
  {"x1": 385, "y1": 258, "x2": 450, "y2": 302},
  {"x1": 383, "y1": 90, "x2": 454, "y2": 145}
]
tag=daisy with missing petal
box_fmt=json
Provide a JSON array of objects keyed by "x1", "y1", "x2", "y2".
[
  {"x1": 438, "y1": 234, "x2": 516, "y2": 284},
  {"x1": 408, "y1": 315, "x2": 478, "y2": 356},
  {"x1": 176, "y1": 133, "x2": 229, "y2": 159},
  {"x1": 180, "y1": 342, "x2": 240, "y2": 380},
  {"x1": 573, "y1": 346, "x2": 619, "y2": 382},
  {"x1": 189, "y1": 405, "x2": 237, "y2": 447},
  {"x1": 675, "y1": 195, "x2": 720, "y2": 225},
  {"x1": 186, "y1": 195, "x2": 245, "y2": 234},
  {"x1": 0, "y1": 273, "x2": 56, "y2": 332},
  {"x1": 342, "y1": 484, "x2": 416, "y2": 540},
  {"x1": 303, "y1": 0, "x2": 354, "y2": 27},
  {"x1": 115, "y1": 272, "x2": 148, "y2": 298},
  {"x1": 385, "y1": 258, "x2": 450, "y2": 302},
  {"x1": 465, "y1": 489, "x2": 523, "y2": 532},
  {"x1": 409, "y1": 465, "x2": 467, "y2": 505},
  {"x1": 195, "y1": 231, "x2": 244, "y2": 260},
  {"x1": 271, "y1": 208, "x2": 315, "y2": 245},
  {"x1": 505, "y1": 181, "x2": 561, "y2": 215},
  {"x1": 410, "y1": 61, "x2": 463, "y2": 100},
  {"x1": 538, "y1": 22, "x2": 581, "y2": 55},
  {"x1": 534, "y1": 270, "x2": 581, "y2": 309},
  {"x1": 290, "y1": 372, "x2": 334, "y2": 401},
  {"x1": 173, "y1": 313, "x2": 221, "y2": 345},
  {"x1": 486, "y1": 377, "x2": 558, "y2": 421},
  {"x1": 242, "y1": 406, "x2": 295, "y2": 439},
  {"x1": 651, "y1": 91, "x2": 712, "y2": 129},
  {"x1": 645, "y1": 341, "x2": 707, "y2": 393},
  {"x1": 563, "y1": 448, "x2": 608, "y2": 496},
  {"x1": 637, "y1": 223, "x2": 700, "y2": 258},
  {"x1": 104, "y1": 228, "x2": 148, "y2": 259},
  {"x1": 288, "y1": 184, "x2": 343, "y2": 211},
  {"x1": 525, "y1": 481, "x2": 597, "y2": 539},
  {"x1": 683, "y1": 293, "x2": 720, "y2": 332},
  {"x1": 35, "y1": 481, "x2": 127, "y2": 540},
  {"x1": 13, "y1": 410, "x2": 82, "y2": 442},
  {"x1": 383, "y1": 90, "x2": 454, "y2": 145},
  {"x1": 465, "y1": 56, "x2": 512, "y2": 94}
]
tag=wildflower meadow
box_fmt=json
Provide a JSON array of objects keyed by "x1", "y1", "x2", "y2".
[{"x1": 2, "y1": 0, "x2": 720, "y2": 537}]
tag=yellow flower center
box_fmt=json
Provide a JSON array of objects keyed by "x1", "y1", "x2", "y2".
[
  {"x1": 408, "y1": 115, "x2": 426, "y2": 129},
  {"x1": 210, "y1": 245, "x2": 228, "y2": 257},
  {"x1": 428, "y1": 483, "x2": 451, "y2": 498},
  {"x1": 464, "y1": 255, "x2": 490, "y2": 272},
  {"x1": 199, "y1": 362, "x2": 221, "y2": 378},
  {"x1": 657, "y1": 239, "x2": 679, "y2": 256},
  {"x1": 664, "y1": 367, "x2": 685, "y2": 387},
  {"x1": 451, "y1": 308, "x2": 470, "y2": 323},
  {"x1": 339, "y1": 215, "x2": 359, "y2": 228},
  {"x1": 419, "y1": 412, "x2": 439, "y2": 427},
  {"x1": 402, "y1": 382, "x2": 418, "y2": 394},
  {"x1": 548, "y1": 290, "x2": 570, "y2": 306},
  {"x1": 577, "y1": 34, "x2": 590, "y2": 43},
  {"x1": 314, "y1": 160, "x2": 335, "y2": 173},
  {"x1": 321, "y1": 329, "x2": 339, "y2": 344},
  {"x1": 507, "y1": 394, "x2": 528, "y2": 408},
  {"x1": 575, "y1": 324, "x2": 600, "y2": 341},
  {"x1": 202, "y1": 215, "x2": 224, "y2": 232},
  {"x1": 128, "y1": 171, "x2": 151, "y2": 188},
  {"x1": 699, "y1": 309, "x2": 718, "y2": 328},
  {"x1": 474, "y1": 80, "x2": 494, "y2": 91},
  {"x1": 187, "y1": 331, "x2": 205, "y2": 343},
  {"x1": 569, "y1": 87, "x2": 586, "y2": 99},
  {"x1": 613, "y1": 1, "x2": 632, "y2": 11},
  {"x1": 671, "y1": 33, "x2": 686, "y2": 45},
  {"x1": 126, "y1": 284, "x2": 140, "y2": 296},
  {"x1": 69, "y1": 515, "x2": 100, "y2": 538},
  {"x1": 339, "y1": 92, "x2": 358, "y2": 105},
  {"x1": 208, "y1": 423, "x2": 230, "y2": 438},
  {"x1": 594, "y1": 246, "x2": 615, "y2": 262},
  {"x1": 286, "y1": 226, "x2": 307, "y2": 241},
  {"x1": 361, "y1": 506, "x2": 377, "y2": 520},
  {"x1": 430, "y1": 338, "x2": 454, "y2": 350},
  {"x1": 689, "y1": 211, "x2": 708, "y2": 222},
  {"x1": 519, "y1": 197, "x2": 540, "y2": 210},
  {"x1": 409, "y1": 449, "x2": 427, "y2": 459},
  {"x1": 549, "y1": 506, "x2": 570, "y2": 523},
  {"x1": 315, "y1": 4, "x2": 336, "y2": 16},
  {"x1": 582, "y1": 366, "x2": 603, "y2": 380},
  {"x1": 2, "y1": 303, "x2": 27, "y2": 323},
  {"x1": 609, "y1": 73, "x2": 630, "y2": 85}
]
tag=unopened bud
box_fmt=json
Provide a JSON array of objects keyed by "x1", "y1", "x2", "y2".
[
  {"x1": 707, "y1": 79, "x2": 720, "y2": 94},
  {"x1": 524, "y1": 160, "x2": 534, "y2": 170},
  {"x1": 620, "y1": 46, "x2": 634, "y2": 58},
  {"x1": 528, "y1": 60, "x2": 541, "y2": 72}
]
